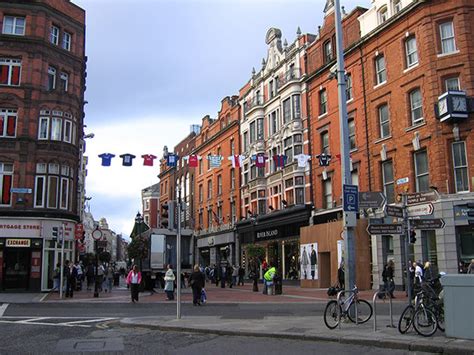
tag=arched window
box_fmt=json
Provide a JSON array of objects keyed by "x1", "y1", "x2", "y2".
[{"x1": 378, "y1": 6, "x2": 388, "y2": 24}]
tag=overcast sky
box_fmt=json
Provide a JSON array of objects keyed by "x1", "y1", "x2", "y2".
[{"x1": 72, "y1": 0, "x2": 371, "y2": 238}]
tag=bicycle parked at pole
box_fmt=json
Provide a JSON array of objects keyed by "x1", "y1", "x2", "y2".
[
  {"x1": 398, "y1": 275, "x2": 445, "y2": 337},
  {"x1": 324, "y1": 285, "x2": 373, "y2": 329}
]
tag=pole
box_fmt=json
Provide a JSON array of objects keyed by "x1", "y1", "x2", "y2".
[
  {"x1": 402, "y1": 194, "x2": 412, "y2": 302},
  {"x1": 94, "y1": 240, "x2": 99, "y2": 297},
  {"x1": 59, "y1": 224, "x2": 65, "y2": 299},
  {"x1": 334, "y1": 0, "x2": 356, "y2": 290},
  {"x1": 176, "y1": 187, "x2": 182, "y2": 319}
]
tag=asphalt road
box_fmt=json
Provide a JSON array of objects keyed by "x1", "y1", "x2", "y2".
[{"x1": 0, "y1": 322, "x2": 427, "y2": 355}]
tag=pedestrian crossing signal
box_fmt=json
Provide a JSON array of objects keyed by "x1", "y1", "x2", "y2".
[
  {"x1": 52, "y1": 226, "x2": 59, "y2": 241},
  {"x1": 409, "y1": 230, "x2": 417, "y2": 244}
]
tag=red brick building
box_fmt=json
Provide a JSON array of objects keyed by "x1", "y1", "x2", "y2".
[
  {"x1": 194, "y1": 97, "x2": 241, "y2": 266},
  {"x1": 141, "y1": 183, "x2": 159, "y2": 228},
  {"x1": 0, "y1": 0, "x2": 86, "y2": 291}
]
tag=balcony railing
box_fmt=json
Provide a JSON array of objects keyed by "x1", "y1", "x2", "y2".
[
  {"x1": 279, "y1": 68, "x2": 301, "y2": 87},
  {"x1": 244, "y1": 94, "x2": 264, "y2": 113}
]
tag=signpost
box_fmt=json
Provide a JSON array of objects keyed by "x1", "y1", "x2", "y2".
[
  {"x1": 411, "y1": 218, "x2": 445, "y2": 229},
  {"x1": 385, "y1": 205, "x2": 404, "y2": 218},
  {"x1": 406, "y1": 191, "x2": 438, "y2": 205},
  {"x1": 359, "y1": 191, "x2": 386, "y2": 209},
  {"x1": 407, "y1": 203, "x2": 434, "y2": 217},
  {"x1": 367, "y1": 224, "x2": 404, "y2": 235},
  {"x1": 343, "y1": 184, "x2": 359, "y2": 212}
]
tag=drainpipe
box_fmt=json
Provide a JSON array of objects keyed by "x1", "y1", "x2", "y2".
[
  {"x1": 359, "y1": 45, "x2": 372, "y2": 190},
  {"x1": 304, "y1": 53, "x2": 315, "y2": 210}
]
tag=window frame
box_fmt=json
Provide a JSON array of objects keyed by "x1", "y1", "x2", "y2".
[
  {"x1": 346, "y1": 73, "x2": 353, "y2": 101},
  {"x1": 452, "y1": 141, "x2": 469, "y2": 193},
  {"x1": 375, "y1": 55, "x2": 386, "y2": 85},
  {"x1": 0, "y1": 58, "x2": 21, "y2": 86},
  {"x1": 38, "y1": 116, "x2": 49, "y2": 140},
  {"x1": 378, "y1": 104, "x2": 390, "y2": 138},
  {"x1": 323, "y1": 178, "x2": 332, "y2": 209},
  {"x1": 439, "y1": 21, "x2": 456, "y2": 54},
  {"x1": 348, "y1": 118, "x2": 356, "y2": 151},
  {"x1": 50, "y1": 25, "x2": 59, "y2": 45},
  {"x1": 0, "y1": 162, "x2": 14, "y2": 206},
  {"x1": 409, "y1": 88, "x2": 423, "y2": 125},
  {"x1": 0, "y1": 108, "x2": 18, "y2": 138},
  {"x1": 382, "y1": 160, "x2": 395, "y2": 204},
  {"x1": 445, "y1": 76, "x2": 460, "y2": 91},
  {"x1": 48, "y1": 66, "x2": 56, "y2": 91},
  {"x1": 319, "y1": 89, "x2": 328, "y2": 116},
  {"x1": 62, "y1": 31, "x2": 72, "y2": 51},
  {"x1": 60, "y1": 72, "x2": 69, "y2": 92},
  {"x1": 323, "y1": 40, "x2": 333, "y2": 63},
  {"x1": 378, "y1": 6, "x2": 388, "y2": 24},
  {"x1": 321, "y1": 131, "x2": 330, "y2": 155},
  {"x1": 2, "y1": 16, "x2": 25, "y2": 36},
  {"x1": 405, "y1": 36, "x2": 419, "y2": 68},
  {"x1": 414, "y1": 150, "x2": 429, "y2": 192}
]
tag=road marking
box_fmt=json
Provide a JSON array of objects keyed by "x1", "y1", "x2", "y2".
[
  {"x1": 57, "y1": 317, "x2": 117, "y2": 325},
  {"x1": 0, "y1": 316, "x2": 118, "y2": 328},
  {"x1": 0, "y1": 303, "x2": 9, "y2": 317}
]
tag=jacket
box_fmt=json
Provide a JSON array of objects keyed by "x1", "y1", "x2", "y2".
[
  {"x1": 264, "y1": 267, "x2": 276, "y2": 282},
  {"x1": 126, "y1": 270, "x2": 142, "y2": 285},
  {"x1": 189, "y1": 271, "x2": 205, "y2": 289},
  {"x1": 164, "y1": 269, "x2": 175, "y2": 291},
  {"x1": 310, "y1": 250, "x2": 317, "y2": 265}
]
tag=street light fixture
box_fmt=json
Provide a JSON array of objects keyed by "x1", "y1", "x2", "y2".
[{"x1": 135, "y1": 212, "x2": 144, "y2": 271}]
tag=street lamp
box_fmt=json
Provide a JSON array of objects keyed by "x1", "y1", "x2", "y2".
[
  {"x1": 135, "y1": 212, "x2": 144, "y2": 271},
  {"x1": 91, "y1": 226, "x2": 103, "y2": 298}
]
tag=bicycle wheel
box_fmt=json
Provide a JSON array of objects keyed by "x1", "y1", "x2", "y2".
[
  {"x1": 398, "y1": 305, "x2": 415, "y2": 334},
  {"x1": 347, "y1": 299, "x2": 373, "y2": 324},
  {"x1": 413, "y1": 307, "x2": 437, "y2": 337},
  {"x1": 324, "y1": 300, "x2": 341, "y2": 329},
  {"x1": 435, "y1": 305, "x2": 445, "y2": 332}
]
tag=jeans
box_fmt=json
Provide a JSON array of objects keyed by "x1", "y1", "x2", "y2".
[{"x1": 131, "y1": 283, "x2": 139, "y2": 302}]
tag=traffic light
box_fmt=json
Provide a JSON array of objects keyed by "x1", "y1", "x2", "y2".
[
  {"x1": 167, "y1": 201, "x2": 176, "y2": 229},
  {"x1": 161, "y1": 203, "x2": 169, "y2": 228},
  {"x1": 409, "y1": 229, "x2": 417, "y2": 244},
  {"x1": 467, "y1": 203, "x2": 474, "y2": 226},
  {"x1": 52, "y1": 226, "x2": 59, "y2": 242}
]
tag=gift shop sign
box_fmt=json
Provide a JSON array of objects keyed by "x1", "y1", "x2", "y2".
[{"x1": 0, "y1": 220, "x2": 41, "y2": 238}]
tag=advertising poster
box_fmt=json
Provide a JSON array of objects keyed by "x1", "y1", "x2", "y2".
[
  {"x1": 337, "y1": 240, "x2": 344, "y2": 268},
  {"x1": 300, "y1": 243, "x2": 318, "y2": 280}
]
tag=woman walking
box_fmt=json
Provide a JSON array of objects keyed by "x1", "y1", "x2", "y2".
[
  {"x1": 189, "y1": 264, "x2": 205, "y2": 306},
  {"x1": 126, "y1": 265, "x2": 142, "y2": 303},
  {"x1": 164, "y1": 264, "x2": 175, "y2": 300}
]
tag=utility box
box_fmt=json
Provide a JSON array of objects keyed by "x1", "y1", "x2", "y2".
[{"x1": 441, "y1": 275, "x2": 474, "y2": 340}]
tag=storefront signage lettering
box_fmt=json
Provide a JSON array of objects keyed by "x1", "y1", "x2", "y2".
[
  {"x1": 0, "y1": 224, "x2": 40, "y2": 230},
  {"x1": 6, "y1": 239, "x2": 31, "y2": 247},
  {"x1": 256, "y1": 229, "x2": 278, "y2": 239}
]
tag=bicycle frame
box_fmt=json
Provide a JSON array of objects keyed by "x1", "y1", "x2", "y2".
[{"x1": 336, "y1": 286, "x2": 359, "y2": 329}]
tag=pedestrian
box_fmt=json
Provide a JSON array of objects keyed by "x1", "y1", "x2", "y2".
[
  {"x1": 238, "y1": 265, "x2": 245, "y2": 286},
  {"x1": 52, "y1": 263, "x2": 61, "y2": 292},
  {"x1": 423, "y1": 261, "x2": 435, "y2": 282},
  {"x1": 458, "y1": 261, "x2": 467, "y2": 274},
  {"x1": 226, "y1": 265, "x2": 233, "y2": 288},
  {"x1": 249, "y1": 259, "x2": 259, "y2": 292},
  {"x1": 232, "y1": 264, "x2": 239, "y2": 286},
  {"x1": 337, "y1": 261, "x2": 345, "y2": 290},
  {"x1": 467, "y1": 259, "x2": 474, "y2": 274},
  {"x1": 126, "y1": 264, "x2": 142, "y2": 303},
  {"x1": 263, "y1": 263, "x2": 276, "y2": 295},
  {"x1": 219, "y1": 264, "x2": 226, "y2": 288},
  {"x1": 382, "y1": 260, "x2": 395, "y2": 298},
  {"x1": 164, "y1": 264, "x2": 175, "y2": 300},
  {"x1": 105, "y1": 265, "x2": 114, "y2": 292},
  {"x1": 189, "y1": 264, "x2": 205, "y2": 306},
  {"x1": 86, "y1": 263, "x2": 94, "y2": 291},
  {"x1": 96, "y1": 263, "x2": 105, "y2": 292},
  {"x1": 65, "y1": 260, "x2": 77, "y2": 298},
  {"x1": 75, "y1": 261, "x2": 83, "y2": 291}
]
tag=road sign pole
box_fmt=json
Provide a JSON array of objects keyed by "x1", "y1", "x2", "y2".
[
  {"x1": 334, "y1": 0, "x2": 355, "y2": 291},
  {"x1": 402, "y1": 195, "x2": 412, "y2": 302},
  {"x1": 59, "y1": 224, "x2": 65, "y2": 299},
  {"x1": 176, "y1": 187, "x2": 182, "y2": 320}
]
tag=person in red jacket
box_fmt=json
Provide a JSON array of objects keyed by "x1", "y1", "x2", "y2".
[{"x1": 126, "y1": 265, "x2": 142, "y2": 303}]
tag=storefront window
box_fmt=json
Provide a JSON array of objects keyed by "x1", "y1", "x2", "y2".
[
  {"x1": 421, "y1": 230, "x2": 438, "y2": 266},
  {"x1": 459, "y1": 227, "x2": 474, "y2": 262}
]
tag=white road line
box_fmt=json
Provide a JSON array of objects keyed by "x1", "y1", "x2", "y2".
[
  {"x1": 39, "y1": 293, "x2": 49, "y2": 302},
  {"x1": 57, "y1": 317, "x2": 117, "y2": 325},
  {"x1": 20, "y1": 317, "x2": 49, "y2": 323},
  {"x1": 0, "y1": 303, "x2": 9, "y2": 317}
]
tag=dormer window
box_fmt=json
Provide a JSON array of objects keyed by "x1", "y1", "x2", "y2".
[
  {"x1": 393, "y1": 0, "x2": 402, "y2": 14},
  {"x1": 378, "y1": 6, "x2": 388, "y2": 24},
  {"x1": 323, "y1": 40, "x2": 333, "y2": 63}
]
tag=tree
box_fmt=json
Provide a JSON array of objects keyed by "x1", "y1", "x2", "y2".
[
  {"x1": 127, "y1": 235, "x2": 148, "y2": 263},
  {"x1": 246, "y1": 245, "x2": 265, "y2": 262},
  {"x1": 99, "y1": 251, "x2": 111, "y2": 263}
]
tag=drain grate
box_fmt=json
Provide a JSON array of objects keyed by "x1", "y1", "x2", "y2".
[{"x1": 56, "y1": 337, "x2": 124, "y2": 352}]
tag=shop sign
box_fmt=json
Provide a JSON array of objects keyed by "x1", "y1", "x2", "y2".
[
  {"x1": 0, "y1": 220, "x2": 41, "y2": 238},
  {"x1": 208, "y1": 237, "x2": 215, "y2": 246},
  {"x1": 256, "y1": 229, "x2": 279, "y2": 239},
  {"x1": 6, "y1": 239, "x2": 31, "y2": 247}
]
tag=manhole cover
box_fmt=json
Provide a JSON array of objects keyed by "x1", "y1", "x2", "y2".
[{"x1": 56, "y1": 337, "x2": 124, "y2": 352}]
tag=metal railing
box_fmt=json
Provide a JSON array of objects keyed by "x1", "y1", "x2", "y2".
[
  {"x1": 372, "y1": 290, "x2": 395, "y2": 332},
  {"x1": 244, "y1": 95, "x2": 264, "y2": 113}
]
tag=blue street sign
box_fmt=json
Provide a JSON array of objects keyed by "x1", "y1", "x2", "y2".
[{"x1": 343, "y1": 184, "x2": 359, "y2": 212}]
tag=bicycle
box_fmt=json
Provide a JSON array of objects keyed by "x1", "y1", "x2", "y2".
[{"x1": 324, "y1": 285, "x2": 373, "y2": 329}]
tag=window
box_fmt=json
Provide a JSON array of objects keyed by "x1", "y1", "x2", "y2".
[
  {"x1": 270, "y1": 111, "x2": 278, "y2": 135},
  {"x1": 48, "y1": 67, "x2": 56, "y2": 91},
  {"x1": 257, "y1": 118, "x2": 264, "y2": 140},
  {"x1": 346, "y1": 74, "x2": 353, "y2": 101},
  {"x1": 409, "y1": 88, "x2": 423, "y2": 125},
  {"x1": 378, "y1": 6, "x2": 388, "y2": 24},
  {"x1": 445, "y1": 77, "x2": 460, "y2": 91},
  {"x1": 249, "y1": 121, "x2": 255, "y2": 143},
  {"x1": 351, "y1": 168, "x2": 359, "y2": 186},
  {"x1": 405, "y1": 37, "x2": 418, "y2": 68},
  {"x1": 51, "y1": 117, "x2": 62, "y2": 140},
  {"x1": 283, "y1": 98, "x2": 291, "y2": 124},
  {"x1": 62, "y1": 31, "x2": 72, "y2": 51},
  {"x1": 0, "y1": 108, "x2": 17, "y2": 138},
  {"x1": 294, "y1": 133, "x2": 303, "y2": 156},
  {"x1": 145, "y1": 200, "x2": 150, "y2": 210},
  {"x1": 38, "y1": 117, "x2": 49, "y2": 140},
  {"x1": 323, "y1": 40, "x2": 333, "y2": 63},
  {"x1": 50, "y1": 25, "x2": 59, "y2": 45},
  {"x1": 243, "y1": 164, "x2": 249, "y2": 185},
  {"x1": 393, "y1": 0, "x2": 402, "y2": 14},
  {"x1": 375, "y1": 55, "x2": 386, "y2": 85},
  {"x1": 230, "y1": 139, "x2": 235, "y2": 155},
  {"x1": 207, "y1": 179, "x2": 212, "y2": 199},
  {"x1": 60, "y1": 72, "x2": 68, "y2": 92},
  {"x1": 63, "y1": 120, "x2": 72, "y2": 143},
  {"x1": 421, "y1": 230, "x2": 438, "y2": 267},
  {"x1": 296, "y1": 188, "x2": 304, "y2": 205},
  {"x1": 0, "y1": 58, "x2": 21, "y2": 86},
  {"x1": 230, "y1": 168, "x2": 235, "y2": 189},
  {"x1": 292, "y1": 94, "x2": 301, "y2": 119},
  {"x1": 230, "y1": 201, "x2": 236, "y2": 224},
  {"x1": 439, "y1": 21, "x2": 456, "y2": 54},
  {"x1": 323, "y1": 178, "x2": 332, "y2": 209},
  {"x1": 284, "y1": 137, "x2": 293, "y2": 162},
  {"x1": 452, "y1": 141, "x2": 469, "y2": 192},
  {"x1": 321, "y1": 131, "x2": 329, "y2": 154},
  {"x1": 198, "y1": 211, "x2": 203, "y2": 228},
  {"x1": 269, "y1": 79, "x2": 275, "y2": 99},
  {"x1": 0, "y1": 163, "x2": 13, "y2": 206},
  {"x1": 198, "y1": 184, "x2": 203, "y2": 202},
  {"x1": 414, "y1": 150, "x2": 429, "y2": 192},
  {"x1": 35, "y1": 163, "x2": 72, "y2": 210},
  {"x1": 348, "y1": 118, "x2": 356, "y2": 151},
  {"x1": 319, "y1": 89, "x2": 328, "y2": 116},
  {"x1": 199, "y1": 159, "x2": 203, "y2": 175},
  {"x1": 382, "y1": 160, "x2": 395, "y2": 204},
  {"x1": 217, "y1": 175, "x2": 222, "y2": 195},
  {"x1": 378, "y1": 104, "x2": 390, "y2": 138},
  {"x1": 258, "y1": 199, "x2": 266, "y2": 215},
  {"x1": 243, "y1": 131, "x2": 248, "y2": 151},
  {"x1": 207, "y1": 209, "x2": 212, "y2": 227},
  {"x1": 2, "y1": 16, "x2": 25, "y2": 35}
]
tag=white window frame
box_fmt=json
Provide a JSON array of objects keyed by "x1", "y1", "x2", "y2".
[
  {"x1": 324, "y1": 40, "x2": 333, "y2": 63},
  {"x1": 292, "y1": 94, "x2": 301, "y2": 119},
  {"x1": 346, "y1": 74, "x2": 353, "y2": 101},
  {"x1": 348, "y1": 118, "x2": 356, "y2": 151},
  {"x1": 445, "y1": 77, "x2": 460, "y2": 91},
  {"x1": 321, "y1": 131, "x2": 330, "y2": 155},
  {"x1": 283, "y1": 97, "x2": 291, "y2": 124},
  {"x1": 47, "y1": 175, "x2": 59, "y2": 209},
  {"x1": 0, "y1": 58, "x2": 21, "y2": 86},
  {"x1": 217, "y1": 175, "x2": 222, "y2": 195},
  {"x1": 59, "y1": 177, "x2": 69, "y2": 210},
  {"x1": 393, "y1": 0, "x2": 402, "y2": 14},
  {"x1": 379, "y1": 104, "x2": 390, "y2": 138},
  {"x1": 323, "y1": 178, "x2": 332, "y2": 209},
  {"x1": 452, "y1": 141, "x2": 469, "y2": 193},
  {"x1": 378, "y1": 6, "x2": 388, "y2": 24},
  {"x1": 405, "y1": 37, "x2": 418, "y2": 68},
  {"x1": 319, "y1": 89, "x2": 328, "y2": 116},
  {"x1": 48, "y1": 66, "x2": 56, "y2": 90},
  {"x1": 439, "y1": 21, "x2": 456, "y2": 54},
  {"x1": 414, "y1": 150, "x2": 429, "y2": 192},
  {"x1": 0, "y1": 108, "x2": 17, "y2": 138},
  {"x1": 382, "y1": 160, "x2": 395, "y2": 204},
  {"x1": 410, "y1": 88, "x2": 423, "y2": 125},
  {"x1": 60, "y1": 72, "x2": 69, "y2": 92},
  {"x1": 34, "y1": 175, "x2": 46, "y2": 208},
  {"x1": 63, "y1": 120, "x2": 72, "y2": 143},
  {"x1": 2, "y1": 16, "x2": 25, "y2": 35},
  {"x1": 375, "y1": 55, "x2": 386, "y2": 85},
  {"x1": 62, "y1": 31, "x2": 72, "y2": 51},
  {"x1": 0, "y1": 162, "x2": 14, "y2": 206},
  {"x1": 38, "y1": 117, "x2": 49, "y2": 140},
  {"x1": 51, "y1": 117, "x2": 62, "y2": 141},
  {"x1": 50, "y1": 25, "x2": 59, "y2": 45}
]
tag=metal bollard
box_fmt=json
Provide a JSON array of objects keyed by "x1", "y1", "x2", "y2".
[{"x1": 373, "y1": 290, "x2": 395, "y2": 332}]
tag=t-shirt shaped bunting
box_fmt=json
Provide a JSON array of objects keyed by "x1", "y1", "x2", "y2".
[
  {"x1": 98, "y1": 153, "x2": 116, "y2": 166},
  {"x1": 228, "y1": 155, "x2": 244, "y2": 168},
  {"x1": 166, "y1": 154, "x2": 179, "y2": 167},
  {"x1": 120, "y1": 153, "x2": 136, "y2": 166},
  {"x1": 184, "y1": 154, "x2": 200, "y2": 168},
  {"x1": 272, "y1": 154, "x2": 287, "y2": 167},
  {"x1": 253, "y1": 154, "x2": 268, "y2": 168},
  {"x1": 142, "y1": 154, "x2": 157, "y2": 166},
  {"x1": 295, "y1": 154, "x2": 311, "y2": 168},
  {"x1": 207, "y1": 155, "x2": 223, "y2": 168}
]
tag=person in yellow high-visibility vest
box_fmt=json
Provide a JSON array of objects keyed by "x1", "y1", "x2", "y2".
[{"x1": 263, "y1": 265, "x2": 276, "y2": 295}]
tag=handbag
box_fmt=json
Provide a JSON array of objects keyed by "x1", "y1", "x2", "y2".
[{"x1": 327, "y1": 285, "x2": 341, "y2": 296}]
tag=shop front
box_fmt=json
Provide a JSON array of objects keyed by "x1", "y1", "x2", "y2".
[
  {"x1": 196, "y1": 230, "x2": 236, "y2": 267},
  {"x1": 0, "y1": 219, "x2": 76, "y2": 292},
  {"x1": 236, "y1": 205, "x2": 312, "y2": 280}
]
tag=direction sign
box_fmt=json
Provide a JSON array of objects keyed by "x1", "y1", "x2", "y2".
[
  {"x1": 386, "y1": 205, "x2": 404, "y2": 218},
  {"x1": 10, "y1": 187, "x2": 32, "y2": 194},
  {"x1": 411, "y1": 218, "x2": 445, "y2": 229},
  {"x1": 343, "y1": 184, "x2": 359, "y2": 212},
  {"x1": 367, "y1": 224, "x2": 404, "y2": 235},
  {"x1": 359, "y1": 191, "x2": 386, "y2": 209},
  {"x1": 407, "y1": 203, "x2": 434, "y2": 217},
  {"x1": 406, "y1": 191, "x2": 439, "y2": 206}
]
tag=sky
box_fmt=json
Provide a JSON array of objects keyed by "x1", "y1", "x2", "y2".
[{"x1": 72, "y1": 0, "x2": 371, "y2": 238}]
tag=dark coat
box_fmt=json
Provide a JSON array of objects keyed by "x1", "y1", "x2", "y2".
[{"x1": 189, "y1": 271, "x2": 205, "y2": 289}]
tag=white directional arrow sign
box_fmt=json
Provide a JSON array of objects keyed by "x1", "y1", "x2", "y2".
[{"x1": 407, "y1": 203, "x2": 434, "y2": 217}]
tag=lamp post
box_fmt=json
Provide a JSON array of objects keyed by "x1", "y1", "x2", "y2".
[
  {"x1": 135, "y1": 212, "x2": 144, "y2": 272},
  {"x1": 92, "y1": 226, "x2": 102, "y2": 298}
]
